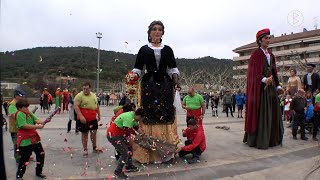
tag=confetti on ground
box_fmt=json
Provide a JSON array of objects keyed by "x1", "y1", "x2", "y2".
[{"x1": 63, "y1": 147, "x2": 72, "y2": 153}]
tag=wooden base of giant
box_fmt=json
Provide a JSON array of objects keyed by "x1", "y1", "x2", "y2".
[{"x1": 132, "y1": 82, "x2": 178, "y2": 164}]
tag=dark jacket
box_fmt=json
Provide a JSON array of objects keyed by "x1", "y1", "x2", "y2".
[
  {"x1": 290, "y1": 96, "x2": 306, "y2": 115},
  {"x1": 303, "y1": 73, "x2": 320, "y2": 93}
]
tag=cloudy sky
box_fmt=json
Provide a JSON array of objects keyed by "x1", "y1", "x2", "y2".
[{"x1": 0, "y1": 0, "x2": 319, "y2": 59}]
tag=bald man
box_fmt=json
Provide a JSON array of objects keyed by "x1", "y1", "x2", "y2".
[
  {"x1": 182, "y1": 87, "x2": 205, "y2": 126},
  {"x1": 290, "y1": 89, "x2": 308, "y2": 141}
]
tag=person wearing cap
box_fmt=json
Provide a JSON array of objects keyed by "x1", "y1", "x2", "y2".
[
  {"x1": 8, "y1": 89, "x2": 26, "y2": 163},
  {"x1": 244, "y1": 28, "x2": 284, "y2": 149},
  {"x1": 290, "y1": 89, "x2": 308, "y2": 140},
  {"x1": 305, "y1": 99, "x2": 314, "y2": 123},
  {"x1": 302, "y1": 63, "x2": 319, "y2": 100}
]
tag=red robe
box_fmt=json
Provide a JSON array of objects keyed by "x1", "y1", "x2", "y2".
[{"x1": 245, "y1": 48, "x2": 279, "y2": 134}]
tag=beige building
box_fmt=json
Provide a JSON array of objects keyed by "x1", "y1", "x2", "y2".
[
  {"x1": 233, "y1": 28, "x2": 320, "y2": 88},
  {"x1": 1, "y1": 82, "x2": 20, "y2": 90}
]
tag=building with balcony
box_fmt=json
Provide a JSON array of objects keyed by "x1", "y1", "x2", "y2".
[{"x1": 233, "y1": 28, "x2": 320, "y2": 88}]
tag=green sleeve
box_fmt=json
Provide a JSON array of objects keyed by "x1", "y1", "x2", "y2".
[
  {"x1": 183, "y1": 96, "x2": 187, "y2": 103},
  {"x1": 123, "y1": 119, "x2": 134, "y2": 128},
  {"x1": 8, "y1": 104, "x2": 17, "y2": 115},
  {"x1": 199, "y1": 94, "x2": 204, "y2": 104},
  {"x1": 30, "y1": 112, "x2": 38, "y2": 121},
  {"x1": 16, "y1": 112, "x2": 28, "y2": 129}
]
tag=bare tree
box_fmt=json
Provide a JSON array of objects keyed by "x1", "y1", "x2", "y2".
[
  {"x1": 179, "y1": 70, "x2": 203, "y2": 87},
  {"x1": 107, "y1": 80, "x2": 122, "y2": 92}
]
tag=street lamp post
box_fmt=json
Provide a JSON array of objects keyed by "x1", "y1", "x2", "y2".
[
  {"x1": 59, "y1": 70, "x2": 62, "y2": 88},
  {"x1": 96, "y1": 32, "x2": 102, "y2": 94}
]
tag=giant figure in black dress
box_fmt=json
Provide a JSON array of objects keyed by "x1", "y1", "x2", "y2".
[{"x1": 132, "y1": 20, "x2": 180, "y2": 163}]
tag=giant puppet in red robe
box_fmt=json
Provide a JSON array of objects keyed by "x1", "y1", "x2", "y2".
[{"x1": 243, "y1": 28, "x2": 284, "y2": 149}]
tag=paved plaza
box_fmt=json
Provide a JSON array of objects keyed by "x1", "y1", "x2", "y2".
[{"x1": 3, "y1": 105, "x2": 320, "y2": 180}]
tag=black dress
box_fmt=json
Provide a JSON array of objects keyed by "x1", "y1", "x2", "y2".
[{"x1": 133, "y1": 44, "x2": 179, "y2": 124}]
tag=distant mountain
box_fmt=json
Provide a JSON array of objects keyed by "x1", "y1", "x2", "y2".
[{"x1": 0, "y1": 47, "x2": 233, "y2": 94}]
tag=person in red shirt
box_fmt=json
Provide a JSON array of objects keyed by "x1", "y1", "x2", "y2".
[{"x1": 176, "y1": 118, "x2": 206, "y2": 164}]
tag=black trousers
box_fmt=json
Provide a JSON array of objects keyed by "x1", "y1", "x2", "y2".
[
  {"x1": 313, "y1": 111, "x2": 320, "y2": 137},
  {"x1": 225, "y1": 104, "x2": 233, "y2": 117},
  {"x1": 292, "y1": 113, "x2": 306, "y2": 138},
  {"x1": 16, "y1": 143, "x2": 45, "y2": 179},
  {"x1": 178, "y1": 140, "x2": 202, "y2": 158},
  {"x1": 107, "y1": 135, "x2": 133, "y2": 172}
]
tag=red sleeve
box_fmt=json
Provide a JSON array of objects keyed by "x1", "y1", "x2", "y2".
[
  {"x1": 182, "y1": 128, "x2": 191, "y2": 137},
  {"x1": 181, "y1": 130, "x2": 204, "y2": 152}
]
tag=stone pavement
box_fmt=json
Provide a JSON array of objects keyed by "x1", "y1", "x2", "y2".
[{"x1": 3, "y1": 105, "x2": 320, "y2": 180}]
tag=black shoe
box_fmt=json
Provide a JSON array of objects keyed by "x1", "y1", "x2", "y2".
[
  {"x1": 241, "y1": 116, "x2": 243, "y2": 118},
  {"x1": 301, "y1": 137, "x2": 308, "y2": 141},
  {"x1": 231, "y1": 115, "x2": 234, "y2": 117},
  {"x1": 36, "y1": 174, "x2": 47, "y2": 179},
  {"x1": 125, "y1": 164, "x2": 139, "y2": 172},
  {"x1": 312, "y1": 137, "x2": 319, "y2": 141},
  {"x1": 293, "y1": 136, "x2": 297, "y2": 140},
  {"x1": 187, "y1": 157, "x2": 200, "y2": 164},
  {"x1": 114, "y1": 170, "x2": 128, "y2": 179}
]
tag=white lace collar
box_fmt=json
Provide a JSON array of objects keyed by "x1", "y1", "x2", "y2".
[{"x1": 148, "y1": 43, "x2": 165, "y2": 50}]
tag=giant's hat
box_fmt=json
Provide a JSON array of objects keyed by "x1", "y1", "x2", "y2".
[
  {"x1": 256, "y1": 28, "x2": 270, "y2": 40},
  {"x1": 307, "y1": 63, "x2": 316, "y2": 68}
]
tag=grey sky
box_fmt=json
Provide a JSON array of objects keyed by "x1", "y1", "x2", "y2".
[{"x1": 0, "y1": 0, "x2": 319, "y2": 59}]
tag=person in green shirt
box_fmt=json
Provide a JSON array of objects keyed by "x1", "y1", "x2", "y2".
[
  {"x1": 182, "y1": 87, "x2": 205, "y2": 126},
  {"x1": 74, "y1": 82, "x2": 102, "y2": 157},
  {"x1": 107, "y1": 108, "x2": 145, "y2": 179},
  {"x1": 8, "y1": 89, "x2": 26, "y2": 163},
  {"x1": 15, "y1": 99, "x2": 46, "y2": 179}
]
